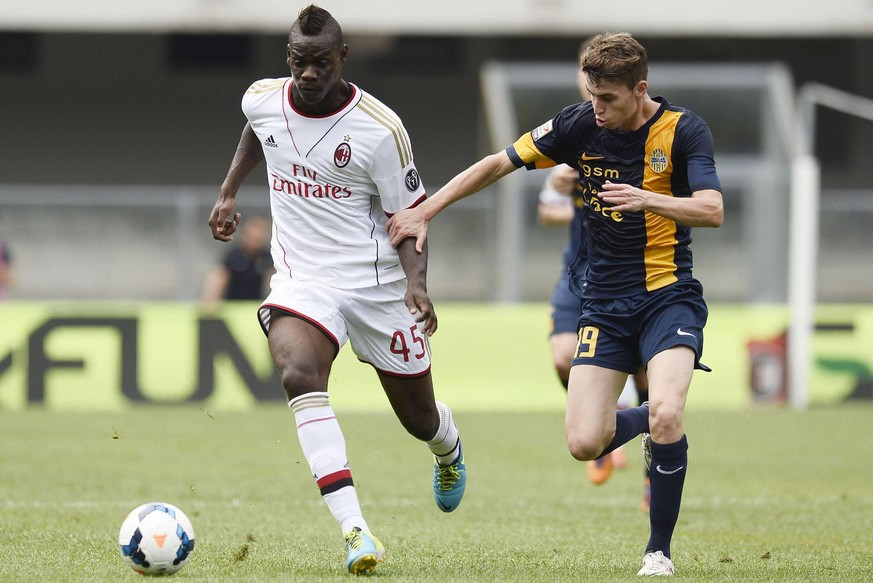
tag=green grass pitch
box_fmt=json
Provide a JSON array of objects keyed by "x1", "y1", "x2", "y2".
[{"x1": 2, "y1": 403, "x2": 872, "y2": 581}]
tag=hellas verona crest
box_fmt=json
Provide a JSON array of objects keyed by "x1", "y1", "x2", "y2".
[{"x1": 649, "y1": 148, "x2": 668, "y2": 173}]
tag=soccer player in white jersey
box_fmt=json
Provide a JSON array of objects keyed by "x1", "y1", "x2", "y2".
[{"x1": 207, "y1": 5, "x2": 465, "y2": 576}]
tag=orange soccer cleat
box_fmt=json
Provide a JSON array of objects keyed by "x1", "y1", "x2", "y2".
[{"x1": 586, "y1": 454, "x2": 615, "y2": 485}]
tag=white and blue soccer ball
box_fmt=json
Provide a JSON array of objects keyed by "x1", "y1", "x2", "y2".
[{"x1": 118, "y1": 502, "x2": 195, "y2": 576}]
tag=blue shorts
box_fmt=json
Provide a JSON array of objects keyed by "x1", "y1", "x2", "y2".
[
  {"x1": 549, "y1": 271, "x2": 583, "y2": 336},
  {"x1": 571, "y1": 279, "x2": 710, "y2": 373}
]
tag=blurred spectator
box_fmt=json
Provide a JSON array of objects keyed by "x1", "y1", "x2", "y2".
[
  {"x1": 200, "y1": 214, "x2": 273, "y2": 310},
  {"x1": 0, "y1": 240, "x2": 13, "y2": 300}
]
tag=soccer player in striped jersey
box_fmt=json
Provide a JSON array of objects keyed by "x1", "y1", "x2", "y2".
[
  {"x1": 208, "y1": 5, "x2": 465, "y2": 575},
  {"x1": 537, "y1": 50, "x2": 651, "y2": 494},
  {"x1": 388, "y1": 32, "x2": 723, "y2": 577}
]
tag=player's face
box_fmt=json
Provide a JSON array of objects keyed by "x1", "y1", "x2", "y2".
[
  {"x1": 583, "y1": 74, "x2": 645, "y2": 131},
  {"x1": 287, "y1": 35, "x2": 348, "y2": 110}
]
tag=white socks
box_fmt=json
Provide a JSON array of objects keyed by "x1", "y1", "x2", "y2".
[
  {"x1": 428, "y1": 401, "x2": 461, "y2": 467},
  {"x1": 289, "y1": 392, "x2": 368, "y2": 534}
]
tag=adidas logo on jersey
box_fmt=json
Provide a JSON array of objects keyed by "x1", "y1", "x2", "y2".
[{"x1": 264, "y1": 135, "x2": 278, "y2": 148}]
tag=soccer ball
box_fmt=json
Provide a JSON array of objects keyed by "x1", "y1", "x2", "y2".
[{"x1": 118, "y1": 502, "x2": 196, "y2": 576}]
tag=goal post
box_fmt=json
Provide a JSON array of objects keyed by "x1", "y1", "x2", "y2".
[
  {"x1": 788, "y1": 83, "x2": 873, "y2": 409},
  {"x1": 787, "y1": 154, "x2": 820, "y2": 410}
]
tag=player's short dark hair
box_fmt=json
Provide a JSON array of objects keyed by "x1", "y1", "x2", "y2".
[
  {"x1": 290, "y1": 4, "x2": 343, "y2": 48},
  {"x1": 580, "y1": 32, "x2": 648, "y2": 90}
]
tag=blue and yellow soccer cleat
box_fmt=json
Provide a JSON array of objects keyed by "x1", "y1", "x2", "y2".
[
  {"x1": 343, "y1": 527, "x2": 385, "y2": 575},
  {"x1": 433, "y1": 443, "x2": 466, "y2": 513}
]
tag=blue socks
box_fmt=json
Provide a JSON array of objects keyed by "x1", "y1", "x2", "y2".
[
  {"x1": 591, "y1": 402, "x2": 688, "y2": 560},
  {"x1": 645, "y1": 435, "x2": 688, "y2": 559},
  {"x1": 599, "y1": 403, "x2": 649, "y2": 457}
]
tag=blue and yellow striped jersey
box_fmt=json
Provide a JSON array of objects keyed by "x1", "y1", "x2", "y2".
[{"x1": 507, "y1": 97, "x2": 722, "y2": 299}]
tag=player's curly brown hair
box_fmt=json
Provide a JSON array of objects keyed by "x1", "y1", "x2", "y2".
[{"x1": 580, "y1": 33, "x2": 648, "y2": 90}]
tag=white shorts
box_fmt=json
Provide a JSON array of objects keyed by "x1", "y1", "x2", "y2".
[{"x1": 258, "y1": 273, "x2": 431, "y2": 377}]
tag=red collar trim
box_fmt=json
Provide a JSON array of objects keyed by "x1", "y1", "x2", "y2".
[{"x1": 286, "y1": 81, "x2": 357, "y2": 118}]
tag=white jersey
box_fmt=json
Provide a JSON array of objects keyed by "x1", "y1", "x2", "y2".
[{"x1": 242, "y1": 78, "x2": 427, "y2": 289}]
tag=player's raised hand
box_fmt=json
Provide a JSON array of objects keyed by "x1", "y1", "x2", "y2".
[{"x1": 387, "y1": 208, "x2": 429, "y2": 253}]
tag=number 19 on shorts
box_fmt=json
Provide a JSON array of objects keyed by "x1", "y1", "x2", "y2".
[{"x1": 575, "y1": 326, "x2": 599, "y2": 358}]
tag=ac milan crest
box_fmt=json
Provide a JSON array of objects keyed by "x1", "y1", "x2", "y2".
[{"x1": 334, "y1": 142, "x2": 351, "y2": 168}]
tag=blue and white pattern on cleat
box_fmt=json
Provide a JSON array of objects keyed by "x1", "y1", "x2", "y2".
[{"x1": 433, "y1": 443, "x2": 466, "y2": 513}]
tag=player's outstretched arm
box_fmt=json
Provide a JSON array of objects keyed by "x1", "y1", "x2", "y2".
[
  {"x1": 395, "y1": 236, "x2": 437, "y2": 336},
  {"x1": 387, "y1": 151, "x2": 518, "y2": 251},
  {"x1": 209, "y1": 123, "x2": 265, "y2": 242}
]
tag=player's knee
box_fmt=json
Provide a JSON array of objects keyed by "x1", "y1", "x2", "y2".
[
  {"x1": 566, "y1": 433, "x2": 604, "y2": 461},
  {"x1": 279, "y1": 365, "x2": 326, "y2": 400},
  {"x1": 649, "y1": 402, "x2": 684, "y2": 437}
]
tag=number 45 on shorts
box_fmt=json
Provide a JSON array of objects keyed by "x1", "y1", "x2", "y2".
[{"x1": 390, "y1": 325, "x2": 428, "y2": 362}]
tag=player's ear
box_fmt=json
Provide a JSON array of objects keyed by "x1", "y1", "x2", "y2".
[
  {"x1": 339, "y1": 44, "x2": 349, "y2": 63},
  {"x1": 635, "y1": 80, "x2": 647, "y2": 97}
]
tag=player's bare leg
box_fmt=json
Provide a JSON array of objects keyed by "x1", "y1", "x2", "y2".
[
  {"x1": 381, "y1": 373, "x2": 465, "y2": 512},
  {"x1": 560, "y1": 343, "x2": 635, "y2": 485},
  {"x1": 566, "y1": 364, "x2": 650, "y2": 491},
  {"x1": 565, "y1": 365, "x2": 629, "y2": 461}
]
